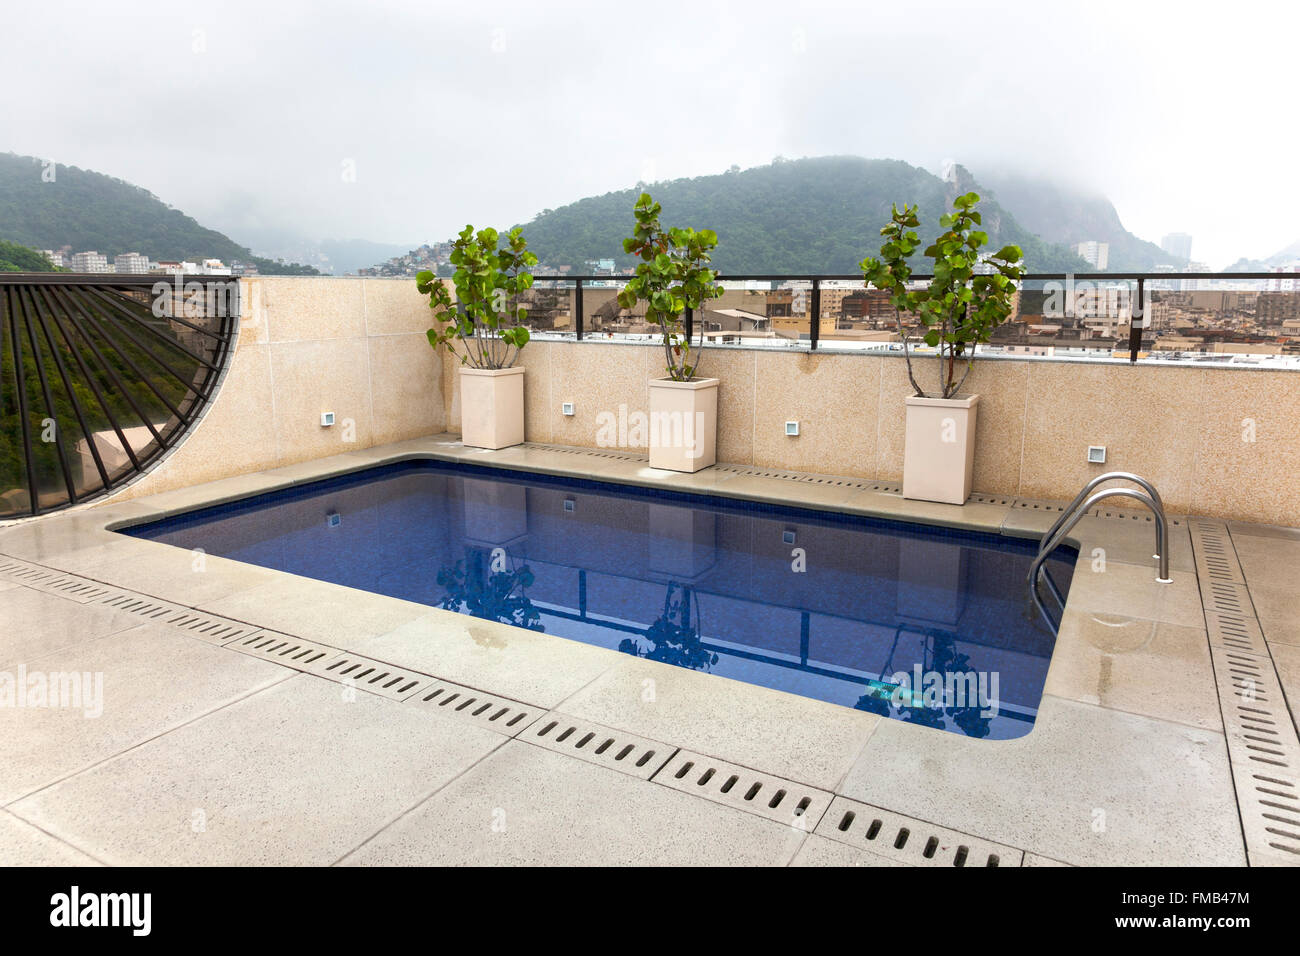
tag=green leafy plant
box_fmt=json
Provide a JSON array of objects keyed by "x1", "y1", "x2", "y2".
[
  {"x1": 416, "y1": 225, "x2": 536, "y2": 369},
  {"x1": 436, "y1": 548, "x2": 543, "y2": 633},
  {"x1": 618, "y1": 583, "x2": 718, "y2": 673},
  {"x1": 860, "y1": 192, "x2": 1025, "y2": 399},
  {"x1": 617, "y1": 193, "x2": 724, "y2": 381}
]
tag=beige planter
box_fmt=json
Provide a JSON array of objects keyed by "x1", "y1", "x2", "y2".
[
  {"x1": 459, "y1": 366, "x2": 525, "y2": 450},
  {"x1": 647, "y1": 377, "x2": 718, "y2": 473},
  {"x1": 902, "y1": 394, "x2": 979, "y2": 505}
]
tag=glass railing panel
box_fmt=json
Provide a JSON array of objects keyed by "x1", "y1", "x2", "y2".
[
  {"x1": 1143, "y1": 277, "x2": 1299, "y2": 366},
  {"x1": 696, "y1": 279, "x2": 812, "y2": 350}
]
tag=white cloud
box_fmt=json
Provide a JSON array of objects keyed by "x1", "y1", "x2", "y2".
[{"x1": 1, "y1": 0, "x2": 1293, "y2": 267}]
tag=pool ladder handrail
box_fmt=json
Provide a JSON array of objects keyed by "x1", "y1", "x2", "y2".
[{"x1": 1028, "y1": 472, "x2": 1172, "y2": 612}]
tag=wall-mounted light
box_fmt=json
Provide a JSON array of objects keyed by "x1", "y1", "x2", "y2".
[
  {"x1": 1087, "y1": 445, "x2": 1107, "y2": 464},
  {"x1": 321, "y1": 412, "x2": 335, "y2": 427},
  {"x1": 326, "y1": 511, "x2": 341, "y2": 528},
  {"x1": 563, "y1": 497, "x2": 576, "y2": 513},
  {"x1": 562, "y1": 402, "x2": 575, "y2": 416},
  {"x1": 785, "y1": 421, "x2": 799, "y2": 437},
  {"x1": 782, "y1": 529, "x2": 797, "y2": 545}
]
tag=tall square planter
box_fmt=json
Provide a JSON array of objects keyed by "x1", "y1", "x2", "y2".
[
  {"x1": 902, "y1": 394, "x2": 979, "y2": 505},
  {"x1": 460, "y1": 366, "x2": 525, "y2": 450},
  {"x1": 647, "y1": 377, "x2": 718, "y2": 473}
]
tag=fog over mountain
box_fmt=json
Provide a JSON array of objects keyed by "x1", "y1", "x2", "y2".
[{"x1": 1, "y1": 1, "x2": 1295, "y2": 269}]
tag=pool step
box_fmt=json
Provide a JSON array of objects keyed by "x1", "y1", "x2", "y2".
[
  {"x1": 816, "y1": 796, "x2": 1022, "y2": 867},
  {"x1": 524, "y1": 714, "x2": 673, "y2": 779},
  {"x1": 654, "y1": 751, "x2": 833, "y2": 828}
]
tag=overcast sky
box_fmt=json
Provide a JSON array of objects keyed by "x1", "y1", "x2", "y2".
[{"x1": 3, "y1": 0, "x2": 1296, "y2": 267}]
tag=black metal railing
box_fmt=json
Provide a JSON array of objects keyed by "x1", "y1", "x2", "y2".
[
  {"x1": 517, "y1": 271, "x2": 1299, "y2": 365},
  {"x1": 0, "y1": 274, "x2": 237, "y2": 519}
]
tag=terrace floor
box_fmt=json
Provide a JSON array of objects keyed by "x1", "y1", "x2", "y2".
[{"x1": 1, "y1": 436, "x2": 1298, "y2": 866}]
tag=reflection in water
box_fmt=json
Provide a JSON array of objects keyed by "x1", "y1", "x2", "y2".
[
  {"x1": 853, "y1": 629, "x2": 994, "y2": 738},
  {"x1": 126, "y1": 460, "x2": 1076, "y2": 740},
  {"x1": 618, "y1": 582, "x2": 719, "y2": 673},
  {"x1": 435, "y1": 547, "x2": 544, "y2": 633}
]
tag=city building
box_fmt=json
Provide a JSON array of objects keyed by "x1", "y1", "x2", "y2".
[
  {"x1": 41, "y1": 249, "x2": 64, "y2": 267},
  {"x1": 114, "y1": 252, "x2": 150, "y2": 274},
  {"x1": 1073, "y1": 241, "x2": 1110, "y2": 270},
  {"x1": 1160, "y1": 232, "x2": 1193, "y2": 261},
  {"x1": 1263, "y1": 264, "x2": 1299, "y2": 292},
  {"x1": 69, "y1": 250, "x2": 110, "y2": 273}
]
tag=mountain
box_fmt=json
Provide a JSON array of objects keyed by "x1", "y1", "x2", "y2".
[
  {"x1": 0, "y1": 152, "x2": 317, "y2": 274},
  {"x1": 514, "y1": 157, "x2": 1090, "y2": 275},
  {"x1": 1224, "y1": 239, "x2": 1300, "y2": 272},
  {"x1": 0, "y1": 239, "x2": 59, "y2": 272},
  {"x1": 972, "y1": 170, "x2": 1180, "y2": 272},
  {"x1": 318, "y1": 239, "x2": 417, "y2": 275}
]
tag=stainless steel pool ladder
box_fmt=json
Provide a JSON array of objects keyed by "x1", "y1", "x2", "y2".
[{"x1": 1027, "y1": 472, "x2": 1172, "y2": 616}]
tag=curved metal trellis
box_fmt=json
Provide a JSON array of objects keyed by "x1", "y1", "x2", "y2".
[{"x1": 0, "y1": 274, "x2": 237, "y2": 519}]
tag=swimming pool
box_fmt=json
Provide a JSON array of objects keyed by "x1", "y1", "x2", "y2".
[{"x1": 123, "y1": 460, "x2": 1076, "y2": 739}]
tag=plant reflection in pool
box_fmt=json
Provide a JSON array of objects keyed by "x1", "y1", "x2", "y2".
[
  {"x1": 436, "y1": 546, "x2": 544, "y2": 633},
  {"x1": 121, "y1": 460, "x2": 1073, "y2": 741},
  {"x1": 856, "y1": 627, "x2": 994, "y2": 738},
  {"x1": 617, "y1": 582, "x2": 719, "y2": 673}
]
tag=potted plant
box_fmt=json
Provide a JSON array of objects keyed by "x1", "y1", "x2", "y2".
[
  {"x1": 618, "y1": 193, "x2": 725, "y2": 472},
  {"x1": 417, "y1": 225, "x2": 536, "y2": 450},
  {"x1": 861, "y1": 193, "x2": 1024, "y2": 504}
]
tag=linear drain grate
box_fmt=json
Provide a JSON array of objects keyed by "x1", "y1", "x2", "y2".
[
  {"x1": 0, "y1": 558, "x2": 114, "y2": 603},
  {"x1": 1200, "y1": 581, "x2": 1254, "y2": 617},
  {"x1": 654, "y1": 751, "x2": 833, "y2": 827},
  {"x1": 1210, "y1": 644, "x2": 1300, "y2": 864},
  {"x1": 1091, "y1": 508, "x2": 1184, "y2": 527},
  {"x1": 1191, "y1": 519, "x2": 1300, "y2": 865},
  {"x1": 1188, "y1": 522, "x2": 1247, "y2": 585},
  {"x1": 713, "y1": 463, "x2": 878, "y2": 491},
  {"x1": 1204, "y1": 609, "x2": 1269, "y2": 657},
  {"x1": 228, "y1": 631, "x2": 339, "y2": 669},
  {"x1": 1015, "y1": 500, "x2": 1066, "y2": 513},
  {"x1": 1013, "y1": 500, "x2": 1186, "y2": 528},
  {"x1": 98, "y1": 592, "x2": 262, "y2": 645},
  {"x1": 528, "y1": 443, "x2": 648, "y2": 464},
  {"x1": 523, "y1": 715, "x2": 673, "y2": 777},
  {"x1": 408, "y1": 679, "x2": 541, "y2": 736},
  {"x1": 302, "y1": 651, "x2": 428, "y2": 701},
  {"x1": 815, "y1": 796, "x2": 1023, "y2": 867},
  {"x1": 0, "y1": 557, "x2": 263, "y2": 642},
  {"x1": 970, "y1": 494, "x2": 1015, "y2": 506}
]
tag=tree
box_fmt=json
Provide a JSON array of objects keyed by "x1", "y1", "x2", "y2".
[{"x1": 860, "y1": 193, "x2": 1025, "y2": 399}]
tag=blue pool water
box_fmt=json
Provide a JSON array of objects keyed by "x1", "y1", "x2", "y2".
[{"x1": 123, "y1": 460, "x2": 1075, "y2": 739}]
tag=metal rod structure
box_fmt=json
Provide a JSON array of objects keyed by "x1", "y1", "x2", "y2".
[
  {"x1": 573, "y1": 280, "x2": 584, "y2": 341},
  {"x1": 810, "y1": 279, "x2": 821, "y2": 350},
  {"x1": 1128, "y1": 277, "x2": 1145, "y2": 362},
  {"x1": 1030, "y1": 487, "x2": 1171, "y2": 592},
  {"x1": 1038, "y1": 471, "x2": 1167, "y2": 560},
  {"x1": 0, "y1": 276, "x2": 235, "y2": 519}
]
